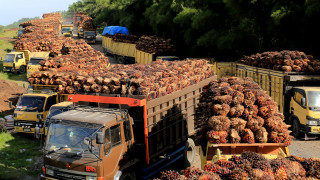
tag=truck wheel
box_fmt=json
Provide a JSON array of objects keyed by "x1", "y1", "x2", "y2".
[
  {"x1": 184, "y1": 138, "x2": 196, "y2": 166},
  {"x1": 118, "y1": 57, "x2": 125, "y2": 64},
  {"x1": 120, "y1": 172, "x2": 135, "y2": 180},
  {"x1": 19, "y1": 66, "x2": 26, "y2": 74},
  {"x1": 292, "y1": 119, "x2": 301, "y2": 139}
]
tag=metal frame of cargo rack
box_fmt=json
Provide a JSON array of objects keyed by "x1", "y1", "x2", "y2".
[{"x1": 67, "y1": 94, "x2": 151, "y2": 164}]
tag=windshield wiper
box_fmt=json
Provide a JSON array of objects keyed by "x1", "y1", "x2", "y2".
[{"x1": 46, "y1": 146, "x2": 67, "y2": 155}]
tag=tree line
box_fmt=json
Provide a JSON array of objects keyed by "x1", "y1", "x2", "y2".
[{"x1": 66, "y1": 0, "x2": 320, "y2": 61}]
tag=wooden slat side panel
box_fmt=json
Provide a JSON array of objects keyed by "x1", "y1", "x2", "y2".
[{"x1": 145, "y1": 76, "x2": 217, "y2": 159}]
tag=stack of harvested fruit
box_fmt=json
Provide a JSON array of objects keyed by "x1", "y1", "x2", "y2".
[
  {"x1": 155, "y1": 151, "x2": 320, "y2": 180},
  {"x1": 239, "y1": 50, "x2": 320, "y2": 72},
  {"x1": 195, "y1": 77, "x2": 293, "y2": 145},
  {"x1": 28, "y1": 59, "x2": 213, "y2": 100}
]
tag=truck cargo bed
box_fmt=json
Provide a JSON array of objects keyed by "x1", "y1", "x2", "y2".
[{"x1": 67, "y1": 75, "x2": 217, "y2": 165}]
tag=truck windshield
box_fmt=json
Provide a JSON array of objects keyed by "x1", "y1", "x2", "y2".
[
  {"x1": 62, "y1": 27, "x2": 71, "y2": 32},
  {"x1": 18, "y1": 30, "x2": 24, "y2": 36},
  {"x1": 308, "y1": 91, "x2": 320, "y2": 110},
  {"x1": 29, "y1": 58, "x2": 44, "y2": 65},
  {"x1": 3, "y1": 54, "x2": 15, "y2": 63},
  {"x1": 85, "y1": 32, "x2": 95, "y2": 36},
  {"x1": 45, "y1": 122, "x2": 101, "y2": 157},
  {"x1": 16, "y1": 96, "x2": 45, "y2": 112}
]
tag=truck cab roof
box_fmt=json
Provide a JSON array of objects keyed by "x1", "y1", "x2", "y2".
[{"x1": 50, "y1": 107, "x2": 128, "y2": 126}]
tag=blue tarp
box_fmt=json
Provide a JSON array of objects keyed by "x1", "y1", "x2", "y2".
[{"x1": 102, "y1": 26, "x2": 129, "y2": 36}]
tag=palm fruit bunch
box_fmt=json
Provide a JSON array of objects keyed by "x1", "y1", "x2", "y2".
[
  {"x1": 195, "y1": 77, "x2": 293, "y2": 145},
  {"x1": 239, "y1": 50, "x2": 320, "y2": 72},
  {"x1": 155, "y1": 152, "x2": 319, "y2": 180}
]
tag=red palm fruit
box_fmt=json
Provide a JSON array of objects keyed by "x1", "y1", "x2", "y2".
[
  {"x1": 243, "y1": 91, "x2": 256, "y2": 107},
  {"x1": 255, "y1": 127, "x2": 268, "y2": 143},
  {"x1": 232, "y1": 91, "x2": 244, "y2": 105},
  {"x1": 198, "y1": 172, "x2": 221, "y2": 180},
  {"x1": 230, "y1": 118, "x2": 247, "y2": 133},
  {"x1": 228, "y1": 77, "x2": 244, "y2": 85},
  {"x1": 203, "y1": 163, "x2": 231, "y2": 176},
  {"x1": 160, "y1": 170, "x2": 181, "y2": 180},
  {"x1": 265, "y1": 116, "x2": 288, "y2": 133},
  {"x1": 246, "y1": 116, "x2": 264, "y2": 132},
  {"x1": 249, "y1": 168, "x2": 273, "y2": 180},
  {"x1": 213, "y1": 104, "x2": 230, "y2": 116},
  {"x1": 229, "y1": 104, "x2": 245, "y2": 117},
  {"x1": 221, "y1": 86, "x2": 234, "y2": 95},
  {"x1": 219, "y1": 82, "x2": 230, "y2": 88},
  {"x1": 228, "y1": 167, "x2": 249, "y2": 180},
  {"x1": 213, "y1": 95, "x2": 233, "y2": 105},
  {"x1": 207, "y1": 130, "x2": 228, "y2": 144},
  {"x1": 208, "y1": 116, "x2": 231, "y2": 131},
  {"x1": 231, "y1": 84, "x2": 244, "y2": 92},
  {"x1": 184, "y1": 166, "x2": 203, "y2": 178},
  {"x1": 243, "y1": 105, "x2": 258, "y2": 120},
  {"x1": 229, "y1": 129, "x2": 241, "y2": 143},
  {"x1": 274, "y1": 166, "x2": 288, "y2": 180},
  {"x1": 215, "y1": 160, "x2": 236, "y2": 169},
  {"x1": 242, "y1": 129, "x2": 255, "y2": 143}
]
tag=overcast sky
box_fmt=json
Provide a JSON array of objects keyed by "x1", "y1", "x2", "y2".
[{"x1": 0, "y1": 0, "x2": 79, "y2": 26}]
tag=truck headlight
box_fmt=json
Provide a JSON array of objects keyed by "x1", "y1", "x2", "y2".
[
  {"x1": 306, "y1": 116, "x2": 318, "y2": 126},
  {"x1": 86, "y1": 176, "x2": 97, "y2": 180},
  {"x1": 307, "y1": 120, "x2": 318, "y2": 126},
  {"x1": 46, "y1": 168, "x2": 54, "y2": 176}
]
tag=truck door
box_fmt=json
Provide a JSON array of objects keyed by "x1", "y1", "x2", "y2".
[
  {"x1": 291, "y1": 90, "x2": 307, "y2": 125},
  {"x1": 103, "y1": 124, "x2": 125, "y2": 178},
  {"x1": 44, "y1": 95, "x2": 57, "y2": 120}
]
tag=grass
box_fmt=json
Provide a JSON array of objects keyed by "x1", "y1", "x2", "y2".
[
  {"x1": 0, "y1": 29, "x2": 16, "y2": 59},
  {"x1": 0, "y1": 132, "x2": 43, "y2": 179}
]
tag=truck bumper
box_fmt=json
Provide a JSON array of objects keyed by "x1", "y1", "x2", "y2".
[
  {"x1": 308, "y1": 126, "x2": 320, "y2": 134},
  {"x1": 40, "y1": 174, "x2": 58, "y2": 180},
  {"x1": 14, "y1": 121, "x2": 44, "y2": 134},
  {"x1": 3, "y1": 67, "x2": 17, "y2": 73},
  {"x1": 300, "y1": 124, "x2": 320, "y2": 135}
]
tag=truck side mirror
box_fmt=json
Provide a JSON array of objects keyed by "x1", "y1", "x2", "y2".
[
  {"x1": 9, "y1": 101, "x2": 13, "y2": 109},
  {"x1": 301, "y1": 98, "x2": 306, "y2": 107},
  {"x1": 37, "y1": 114, "x2": 43, "y2": 121},
  {"x1": 96, "y1": 132, "x2": 105, "y2": 144}
]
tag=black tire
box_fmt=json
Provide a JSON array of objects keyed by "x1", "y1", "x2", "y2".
[
  {"x1": 120, "y1": 172, "x2": 135, "y2": 180},
  {"x1": 292, "y1": 119, "x2": 301, "y2": 139},
  {"x1": 118, "y1": 56, "x2": 125, "y2": 64},
  {"x1": 19, "y1": 66, "x2": 26, "y2": 74},
  {"x1": 184, "y1": 138, "x2": 196, "y2": 166}
]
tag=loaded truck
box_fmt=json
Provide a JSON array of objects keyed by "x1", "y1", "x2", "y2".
[
  {"x1": 2, "y1": 50, "x2": 49, "y2": 74},
  {"x1": 214, "y1": 62, "x2": 320, "y2": 139},
  {"x1": 61, "y1": 23, "x2": 73, "y2": 37},
  {"x1": 84, "y1": 30, "x2": 96, "y2": 44},
  {"x1": 78, "y1": 26, "x2": 84, "y2": 38},
  {"x1": 27, "y1": 52, "x2": 50, "y2": 78},
  {"x1": 13, "y1": 85, "x2": 68, "y2": 134},
  {"x1": 40, "y1": 76, "x2": 215, "y2": 180},
  {"x1": 102, "y1": 26, "x2": 180, "y2": 64}
]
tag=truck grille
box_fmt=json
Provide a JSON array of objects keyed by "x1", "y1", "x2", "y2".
[{"x1": 54, "y1": 170, "x2": 86, "y2": 180}]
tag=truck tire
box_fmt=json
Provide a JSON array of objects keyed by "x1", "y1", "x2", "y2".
[
  {"x1": 19, "y1": 66, "x2": 26, "y2": 74},
  {"x1": 118, "y1": 56, "x2": 125, "y2": 64},
  {"x1": 292, "y1": 119, "x2": 301, "y2": 139},
  {"x1": 184, "y1": 138, "x2": 196, "y2": 166},
  {"x1": 119, "y1": 172, "x2": 135, "y2": 180}
]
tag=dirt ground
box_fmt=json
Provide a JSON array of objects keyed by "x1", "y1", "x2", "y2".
[{"x1": 0, "y1": 80, "x2": 26, "y2": 114}]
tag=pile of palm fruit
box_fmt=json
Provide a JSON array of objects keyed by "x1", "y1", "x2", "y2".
[
  {"x1": 239, "y1": 50, "x2": 320, "y2": 72},
  {"x1": 155, "y1": 151, "x2": 320, "y2": 180},
  {"x1": 195, "y1": 77, "x2": 293, "y2": 145}
]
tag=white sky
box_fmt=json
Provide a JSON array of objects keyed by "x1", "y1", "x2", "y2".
[{"x1": 0, "y1": 0, "x2": 79, "y2": 26}]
